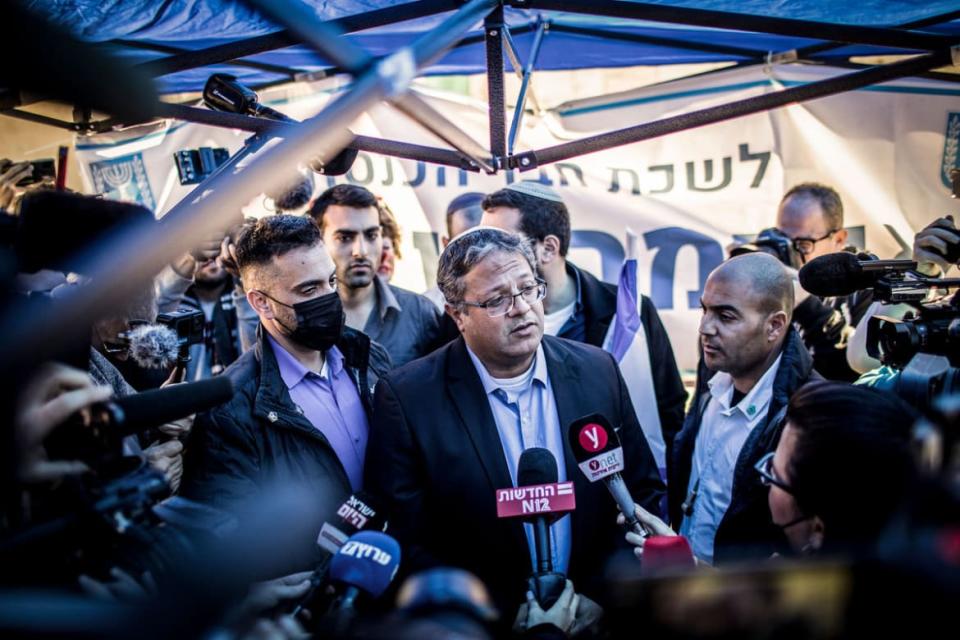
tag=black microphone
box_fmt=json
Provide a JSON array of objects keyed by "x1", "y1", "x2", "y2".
[
  {"x1": 109, "y1": 376, "x2": 234, "y2": 438},
  {"x1": 798, "y1": 252, "x2": 918, "y2": 297},
  {"x1": 45, "y1": 376, "x2": 234, "y2": 463},
  {"x1": 516, "y1": 448, "x2": 568, "y2": 609},
  {"x1": 567, "y1": 414, "x2": 650, "y2": 539},
  {"x1": 290, "y1": 492, "x2": 388, "y2": 617}
]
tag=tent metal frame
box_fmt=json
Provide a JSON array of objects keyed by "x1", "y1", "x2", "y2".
[
  {"x1": 3, "y1": 0, "x2": 960, "y2": 366},
  {"x1": 7, "y1": 1, "x2": 959, "y2": 174}
]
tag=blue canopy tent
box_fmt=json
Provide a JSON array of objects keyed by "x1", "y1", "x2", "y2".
[
  {"x1": 2, "y1": 0, "x2": 960, "y2": 367},
  {"x1": 8, "y1": 0, "x2": 960, "y2": 173}
]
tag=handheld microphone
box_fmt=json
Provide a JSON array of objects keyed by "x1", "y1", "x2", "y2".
[
  {"x1": 323, "y1": 531, "x2": 401, "y2": 636},
  {"x1": 499, "y1": 448, "x2": 572, "y2": 609},
  {"x1": 797, "y1": 252, "x2": 918, "y2": 297},
  {"x1": 641, "y1": 536, "x2": 696, "y2": 577},
  {"x1": 567, "y1": 414, "x2": 650, "y2": 539},
  {"x1": 291, "y1": 492, "x2": 388, "y2": 617},
  {"x1": 45, "y1": 376, "x2": 235, "y2": 463},
  {"x1": 317, "y1": 491, "x2": 387, "y2": 554}
]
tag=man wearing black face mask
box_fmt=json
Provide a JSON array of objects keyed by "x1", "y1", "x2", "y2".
[{"x1": 181, "y1": 216, "x2": 391, "y2": 533}]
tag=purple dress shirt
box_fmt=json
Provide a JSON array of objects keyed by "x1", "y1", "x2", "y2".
[{"x1": 268, "y1": 335, "x2": 369, "y2": 491}]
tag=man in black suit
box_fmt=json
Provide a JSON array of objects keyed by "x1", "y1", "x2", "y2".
[{"x1": 365, "y1": 227, "x2": 664, "y2": 622}]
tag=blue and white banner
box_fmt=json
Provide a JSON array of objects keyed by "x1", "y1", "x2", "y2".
[{"x1": 75, "y1": 64, "x2": 960, "y2": 374}]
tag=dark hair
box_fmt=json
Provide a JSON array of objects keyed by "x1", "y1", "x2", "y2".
[
  {"x1": 481, "y1": 188, "x2": 571, "y2": 256},
  {"x1": 445, "y1": 192, "x2": 484, "y2": 238},
  {"x1": 266, "y1": 170, "x2": 315, "y2": 213},
  {"x1": 235, "y1": 215, "x2": 321, "y2": 273},
  {"x1": 379, "y1": 199, "x2": 402, "y2": 259},
  {"x1": 781, "y1": 182, "x2": 844, "y2": 231},
  {"x1": 785, "y1": 381, "x2": 918, "y2": 549},
  {"x1": 438, "y1": 228, "x2": 537, "y2": 305},
  {"x1": 307, "y1": 184, "x2": 378, "y2": 231}
]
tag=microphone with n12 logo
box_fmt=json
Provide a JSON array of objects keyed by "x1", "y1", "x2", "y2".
[
  {"x1": 497, "y1": 448, "x2": 575, "y2": 609},
  {"x1": 568, "y1": 413, "x2": 651, "y2": 538}
]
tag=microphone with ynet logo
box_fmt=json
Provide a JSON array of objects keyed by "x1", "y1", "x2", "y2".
[{"x1": 567, "y1": 414, "x2": 653, "y2": 539}]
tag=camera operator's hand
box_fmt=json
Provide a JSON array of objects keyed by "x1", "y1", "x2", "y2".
[
  {"x1": 618, "y1": 503, "x2": 676, "y2": 561},
  {"x1": 913, "y1": 215, "x2": 959, "y2": 276},
  {"x1": 78, "y1": 567, "x2": 157, "y2": 602},
  {"x1": 170, "y1": 231, "x2": 228, "y2": 280},
  {"x1": 514, "y1": 579, "x2": 580, "y2": 637},
  {"x1": 0, "y1": 159, "x2": 34, "y2": 211},
  {"x1": 15, "y1": 362, "x2": 112, "y2": 482},
  {"x1": 144, "y1": 439, "x2": 184, "y2": 492}
]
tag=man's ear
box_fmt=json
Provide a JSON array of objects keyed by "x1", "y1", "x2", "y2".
[
  {"x1": 445, "y1": 303, "x2": 467, "y2": 334},
  {"x1": 539, "y1": 235, "x2": 562, "y2": 265},
  {"x1": 767, "y1": 310, "x2": 789, "y2": 342},
  {"x1": 246, "y1": 288, "x2": 274, "y2": 319},
  {"x1": 833, "y1": 227, "x2": 848, "y2": 248}
]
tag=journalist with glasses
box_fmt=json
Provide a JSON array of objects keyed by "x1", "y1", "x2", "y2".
[{"x1": 757, "y1": 380, "x2": 917, "y2": 555}]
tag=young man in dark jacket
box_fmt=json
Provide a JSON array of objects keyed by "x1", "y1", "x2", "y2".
[
  {"x1": 181, "y1": 216, "x2": 390, "y2": 559},
  {"x1": 669, "y1": 253, "x2": 818, "y2": 565}
]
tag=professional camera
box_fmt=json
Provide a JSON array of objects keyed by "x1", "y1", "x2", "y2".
[
  {"x1": 156, "y1": 307, "x2": 204, "y2": 367},
  {"x1": 729, "y1": 227, "x2": 803, "y2": 269}
]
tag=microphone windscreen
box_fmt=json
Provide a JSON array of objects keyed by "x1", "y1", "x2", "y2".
[
  {"x1": 127, "y1": 323, "x2": 180, "y2": 369},
  {"x1": 518, "y1": 448, "x2": 558, "y2": 486},
  {"x1": 330, "y1": 531, "x2": 401, "y2": 598},
  {"x1": 797, "y1": 252, "x2": 870, "y2": 297},
  {"x1": 113, "y1": 376, "x2": 234, "y2": 436},
  {"x1": 641, "y1": 536, "x2": 696, "y2": 576}
]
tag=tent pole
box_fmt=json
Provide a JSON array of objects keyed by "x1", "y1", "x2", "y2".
[
  {"x1": 243, "y1": 0, "x2": 497, "y2": 172},
  {"x1": 515, "y1": 50, "x2": 955, "y2": 169},
  {"x1": 507, "y1": 19, "x2": 547, "y2": 155},
  {"x1": 135, "y1": 0, "x2": 463, "y2": 78},
  {"x1": 515, "y1": 1, "x2": 955, "y2": 53},
  {"x1": 485, "y1": 5, "x2": 507, "y2": 167}
]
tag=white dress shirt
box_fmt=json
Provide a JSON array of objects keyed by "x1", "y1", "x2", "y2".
[{"x1": 680, "y1": 354, "x2": 782, "y2": 565}]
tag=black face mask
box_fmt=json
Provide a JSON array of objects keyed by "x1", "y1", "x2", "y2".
[{"x1": 258, "y1": 290, "x2": 345, "y2": 352}]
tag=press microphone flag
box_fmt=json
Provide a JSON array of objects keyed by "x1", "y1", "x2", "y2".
[
  {"x1": 317, "y1": 491, "x2": 386, "y2": 554},
  {"x1": 496, "y1": 482, "x2": 576, "y2": 519},
  {"x1": 568, "y1": 414, "x2": 648, "y2": 537}
]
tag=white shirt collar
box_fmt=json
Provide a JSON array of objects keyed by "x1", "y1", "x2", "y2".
[{"x1": 706, "y1": 353, "x2": 783, "y2": 425}]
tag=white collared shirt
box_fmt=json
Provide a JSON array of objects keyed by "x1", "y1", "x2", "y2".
[
  {"x1": 679, "y1": 354, "x2": 783, "y2": 565},
  {"x1": 465, "y1": 344, "x2": 571, "y2": 574}
]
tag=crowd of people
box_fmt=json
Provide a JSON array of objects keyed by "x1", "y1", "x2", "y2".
[{"x1": 1, "y1": 158, "x2": 959, "y2": 638}]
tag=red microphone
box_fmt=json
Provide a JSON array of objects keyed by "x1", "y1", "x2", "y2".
[
  {"x1": 496, "y1": 481, "x2": 576, "y2": 518},
  {"x1": 641, "y1": 536, "x2": 696, "y2": 576}
]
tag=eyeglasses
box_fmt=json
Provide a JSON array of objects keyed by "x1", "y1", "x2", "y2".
[
  {"x1": 754, "y1": 452, "x2": 797, "y2": 495},
  {"x1": 777, "y1": 228, "x2": 838, "y2": 256},
  {"x1": 460, "y1": 280, "x2": 547, "y2": 317}
]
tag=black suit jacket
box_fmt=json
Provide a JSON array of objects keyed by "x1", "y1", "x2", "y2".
[{"x1": 364, "y1": 335, "x2": 664, "y2": 613}]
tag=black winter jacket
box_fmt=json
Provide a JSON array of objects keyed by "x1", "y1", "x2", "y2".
[
  {"x1": 669, "y1": 327, "x2": 819, "y2": 564},
  {"x1": 181, "y1": 325, "x2": 390, "y2": 563}
]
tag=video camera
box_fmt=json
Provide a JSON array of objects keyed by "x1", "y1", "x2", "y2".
[
  {"x1": 799, "y1": 250, "x2": 960, "y2": 408},
  {"x1": 729, "y1": 227, "x2": 803, "y2": 269}
]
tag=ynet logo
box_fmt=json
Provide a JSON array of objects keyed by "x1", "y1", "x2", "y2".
[
  {"x1": 578, "y1": 423, "x2": 609, "y2": 453},
  {"x1": 578, "y1": 446, "x2": 624, "y2": 482}
]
